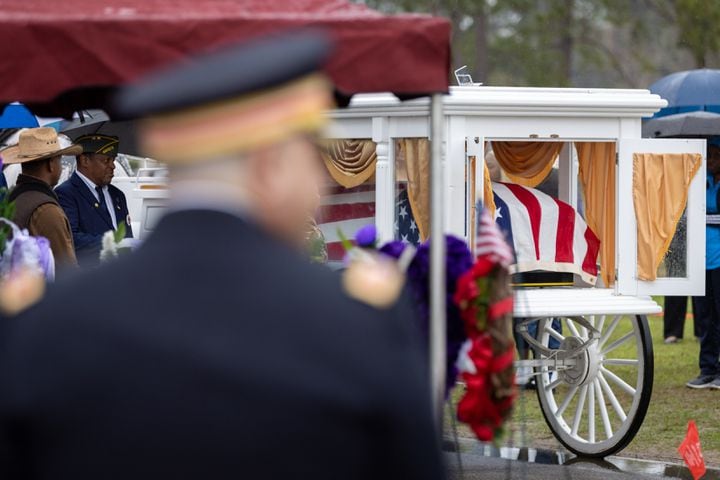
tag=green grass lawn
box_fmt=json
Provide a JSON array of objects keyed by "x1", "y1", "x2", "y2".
[{"x1": 445, "y1": 303, "x2": 720, "y2": 465}]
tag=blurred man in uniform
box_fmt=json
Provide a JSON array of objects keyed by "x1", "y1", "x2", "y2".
[
  {"x1": 55, "y1": 134, "x2": 133, "y2": 266},
  {"x1": 0, "y1": 32, "x2": 443, "y2": 480},
  {"x1": 2, "y1": 128, "x2": 81, "y2": 269}
]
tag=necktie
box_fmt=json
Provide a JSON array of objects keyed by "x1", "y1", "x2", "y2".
[
  {"x1": 95, "y1": 186, "x2": 110, "y2": 221},
  {"x1": 95, "y1": 186, "x2": 105, "y2": 209}
]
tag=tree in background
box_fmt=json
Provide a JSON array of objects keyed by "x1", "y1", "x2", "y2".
[
  {"x1": 646, "y1": 0, "x2": 720, "y2": 68},
  {"x1": 360, "y1": 0, "x2": 720, "y2": 88}
]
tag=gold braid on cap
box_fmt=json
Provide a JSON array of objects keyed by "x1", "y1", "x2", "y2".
[
  {"x1": 140, "y1": 74, "x2": 334, "y2": 163},
  {"x1": 94, "y1": 136, "x2": 119, "y2": 155}
]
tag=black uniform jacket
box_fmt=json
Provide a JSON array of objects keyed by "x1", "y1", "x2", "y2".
[
  {"x1": 0, "y1": 210, "x2": 444, "y2": 480},
  {"x1": 55, "y1": 172, "x2": 133, "y2": 267}
]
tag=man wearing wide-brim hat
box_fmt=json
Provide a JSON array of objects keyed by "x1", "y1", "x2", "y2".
[
  {"x1": 0, "y1": 32, "x2": 443, "y2": 480},
  {"x1": 2, "y1": 127, "x2": 81, "y2": 269}
]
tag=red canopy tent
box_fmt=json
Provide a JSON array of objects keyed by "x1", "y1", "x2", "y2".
[{"x1": 0, "y1": 0, "x2": 450, "y2": 115}]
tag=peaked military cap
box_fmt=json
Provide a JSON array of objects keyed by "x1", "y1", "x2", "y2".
[
  {"x1": 74, "y1": 134, "x2": 120, "y2": 157},
  {"x1": 114, "y1": 30, "x2": 335, "y2": 163}
]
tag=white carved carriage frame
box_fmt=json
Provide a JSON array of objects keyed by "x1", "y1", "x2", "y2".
[
  {"x1": 325, "y1": 87, "x2": 709, "y2": 457},
  {"x1": 326, "y1": 86, "x2": 707, "y2": 311}
]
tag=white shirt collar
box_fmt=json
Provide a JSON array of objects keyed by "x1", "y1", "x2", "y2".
[
  {"x1": 76, "y1": 170, "x2": 102, "y2": 195},
  {"x1": 76, "y1": 170, "x2": 118, "y2": 229}
]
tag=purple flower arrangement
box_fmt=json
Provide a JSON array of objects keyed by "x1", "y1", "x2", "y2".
[
  {"x1": 0, "y1": 218, "x2": 55, "y2": 281},
  {"x1": 377, "y1": 233, "x2": 474, "y2": 395},
  {"x1": 354, "y1": 224, "x2": 378, "y2": 248}
]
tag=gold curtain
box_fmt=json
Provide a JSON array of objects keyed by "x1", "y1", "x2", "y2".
[
  {"x1": 398, "y1": 138, "x2": 431, "y2": 241},
  {"x1": 321, "y1": 139, "x2": 377, "y2": 188},
  {"x1": 633, "y1": 153, "x2": 702, "y2": 281},
  {"x1": 484, "y1": 161, "x2": 496, "y2": 217},
  {"x1": 491, "y1": 141, "x2": 563, "y2": 187},
  {"x1": 576, "y1": 142, "x2": 616, "y2": 287}
]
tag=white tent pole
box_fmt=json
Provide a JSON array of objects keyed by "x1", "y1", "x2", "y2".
[{"x1": 429, "y1": 93, "x2": 446, "y2": 430}]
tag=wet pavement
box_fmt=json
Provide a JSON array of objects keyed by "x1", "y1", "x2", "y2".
[{"x1": 444, "y1": 438, "x2": 719, "y2": 479}]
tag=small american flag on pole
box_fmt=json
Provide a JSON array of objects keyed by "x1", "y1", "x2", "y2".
[{"x1": 476, "y1": 204, "x2": 514, "y2": 268}]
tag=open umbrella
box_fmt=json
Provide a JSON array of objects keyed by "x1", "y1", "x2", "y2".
[
  {"x1": 58, "y1": 110, "x2": 139, "y2": 156},
  {"x1": 645, "y1": 69, "x2": 720, "y2": 137},
  {"x1": 0, "y1": 103, "x2": 38, "y2": 128},
  {"x1": 649, "y1": 68, "x2": 720, "y2": 118},
  {"x1": 643, "y1": 111, "x2": 720, "y2": 138}
]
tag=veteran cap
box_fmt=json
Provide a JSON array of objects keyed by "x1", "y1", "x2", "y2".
[
  {"x1": 114, "y1": 30, "x2": 335, "y2": 163},
  {"x1": 74, "y1": 134, "x2": 120, "y2": 157}
]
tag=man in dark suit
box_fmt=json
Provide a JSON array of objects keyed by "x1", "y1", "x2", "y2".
[
  {"x1": 0, "y1": 32, "x2": 444, "y2": 479},
  {"x1": 55, "y1": 134, "x2": 133, "y2": 266}
]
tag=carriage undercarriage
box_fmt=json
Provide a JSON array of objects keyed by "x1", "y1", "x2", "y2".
[{"x1": 512, "y1": 288, "x2": 658, "y2": 457}]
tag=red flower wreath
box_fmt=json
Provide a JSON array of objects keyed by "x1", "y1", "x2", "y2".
[{"x1": 453, "y1": 255, "x2": 516, "y2": 442}]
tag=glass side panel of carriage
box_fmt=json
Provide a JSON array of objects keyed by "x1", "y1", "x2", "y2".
[
  {"x1": 317, "y1": 140, "x2": 377, "y2": 268},
  {"x1": 394, "y1": 139, "x2": 426, "y2": 246},
  {"x1": 616, "y1": 137, "x2": 705, "y2": 296},
  {"x1": 658, "y1": 210, "x2": 687, "y2": 278},
  {"x1": 463, "y1": 138, "x2": 701, "y2": 457}
]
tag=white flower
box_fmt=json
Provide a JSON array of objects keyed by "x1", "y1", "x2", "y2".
[{"x1": 99, "y1": 230, "x2": 118, "y2": 262}]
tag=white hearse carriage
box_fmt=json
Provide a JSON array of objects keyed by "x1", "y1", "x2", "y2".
[{"x1": 135, "y1": 86, "x2": 705, "y2": 458}]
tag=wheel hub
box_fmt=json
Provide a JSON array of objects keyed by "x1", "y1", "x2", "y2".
[{"x1": 556, "y1": 336, "x2": 602, "y2": 386}]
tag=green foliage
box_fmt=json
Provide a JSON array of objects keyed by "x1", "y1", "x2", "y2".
[
  {"x1": 0, "y1": 189, "x2": 15, "y2": 254},
  {"x1": 674, "y1": 0, "x2": 720, "y2": 67},
  {"x1": 337, "y1": 228, "x2": 355, "y2": 253},
  {"x1": 357, "y1": 0, "x2": 720, "y2": 88},
  {"x1": 113, "y1": 221, "x2": 126, "y2": 244}
]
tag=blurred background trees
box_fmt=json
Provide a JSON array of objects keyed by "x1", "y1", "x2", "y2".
[{"x1": 357, "y1": 0, "x2": 720, "y2": 88}]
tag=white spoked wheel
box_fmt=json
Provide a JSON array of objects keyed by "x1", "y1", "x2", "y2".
[{"x1": 534, "y1": 315, "x2": 653, "y2": 458}]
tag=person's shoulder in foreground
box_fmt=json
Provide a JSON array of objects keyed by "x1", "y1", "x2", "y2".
[
  {"x1": 0, "y1": 29, "x2": 444, "y2": 480},
  {"x1": 0, "y1": 212, "x2": 444, "y2": 480}
]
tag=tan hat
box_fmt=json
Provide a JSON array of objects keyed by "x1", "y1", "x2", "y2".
[{"x1": 0, "y1": 127, "x2": 82, "y2": 165}]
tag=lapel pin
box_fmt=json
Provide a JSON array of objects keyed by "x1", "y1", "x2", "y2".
[{"x1": 94, "y1": 202, "x2": 99, "y2": 208}]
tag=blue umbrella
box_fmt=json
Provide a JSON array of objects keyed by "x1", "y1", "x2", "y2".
[
  {"x1": 649, "y1": 68, "x2": 720, "y2": 118},
  {"x1": 0, "y1": 103, "x2": 39, "y2": 128}
]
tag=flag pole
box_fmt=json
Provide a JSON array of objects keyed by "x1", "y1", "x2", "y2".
[{"x1": 429, "y1": 93, "x2": 446, "y2": 432}]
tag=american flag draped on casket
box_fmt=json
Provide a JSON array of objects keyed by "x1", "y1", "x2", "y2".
[{"x1": 492, "y1": 182, "x2": 600, "y2": 285}]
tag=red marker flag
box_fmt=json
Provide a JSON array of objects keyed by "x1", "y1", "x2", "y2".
[{"x1": 678, "y1": 420, "x2": 706, "y2": 480}]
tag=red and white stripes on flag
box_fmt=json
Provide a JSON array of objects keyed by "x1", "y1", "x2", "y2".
[
  {"x1": 317, "y1": 184, "x2": 375, "y2": 262},
  {"x1": 492, "y1": 182, "x2": 600, "y2": 285}
]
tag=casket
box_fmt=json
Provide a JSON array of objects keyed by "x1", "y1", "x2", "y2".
[{"x1": 492, "y1": 181, "x2": 599, "y2": 287}]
